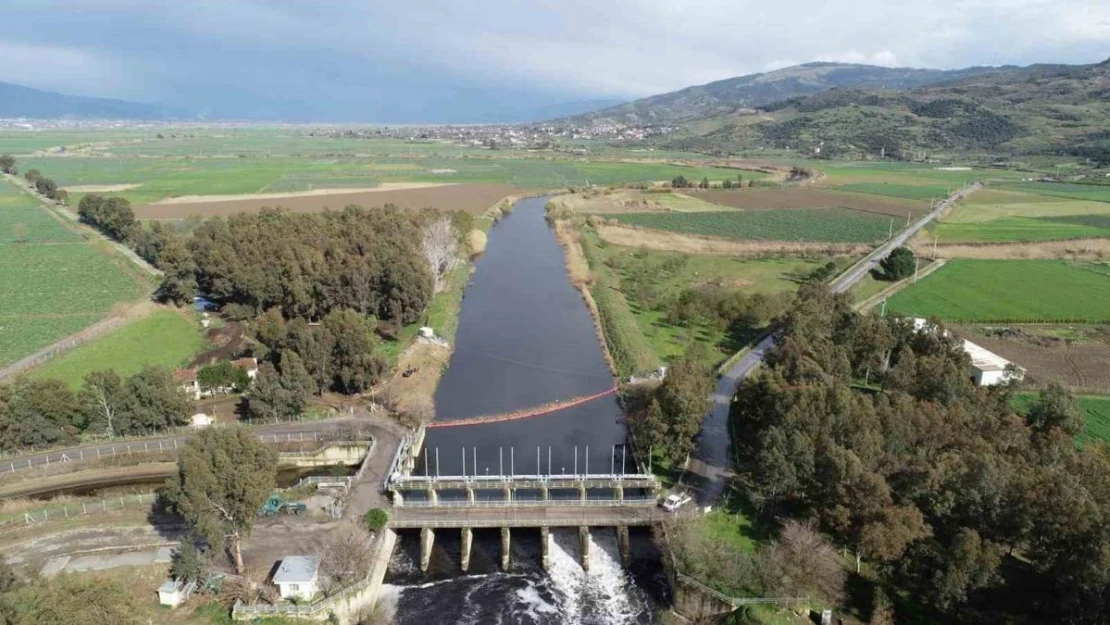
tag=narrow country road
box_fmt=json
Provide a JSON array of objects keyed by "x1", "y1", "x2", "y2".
[{"x1": 690, "y1": 182, "x2": 982, "y2": 503}]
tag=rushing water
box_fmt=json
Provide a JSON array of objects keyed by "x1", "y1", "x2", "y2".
[{"x1": 386, "y1": 197, "x2": 667, "y2": 623}]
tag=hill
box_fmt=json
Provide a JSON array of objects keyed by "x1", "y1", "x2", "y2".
[
  {"x1": 560, "y1": 62, "x2": 1009, "y2": 126},
  {"x1": 662, "y1": 59, "x2": 1110, "y2": 161},
  {"x1": 0, "y1": 81, "x2": 183, "y2": 120}
]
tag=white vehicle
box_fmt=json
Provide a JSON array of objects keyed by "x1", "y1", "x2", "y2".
[{"x1": 661, "y1": 493, "x2": 692, "y2": 512}]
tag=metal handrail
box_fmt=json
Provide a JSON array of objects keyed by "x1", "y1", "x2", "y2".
[{"x1": 396, "y1": 497, "x2": 657, "y2": 508}]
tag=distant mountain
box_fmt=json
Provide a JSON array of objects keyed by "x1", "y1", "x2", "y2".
[
  {"x1": 0, "y1": 81, "x2": 185, "y2": 120},
  {"x1": 677, "y1": 59, "x2": 1110, "y2": 160},
  {"x1": 560, "y1": 62, "x2": 1011, "y2": 126}
]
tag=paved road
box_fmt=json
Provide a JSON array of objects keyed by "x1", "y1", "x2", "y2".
[
  {"x1": 0, "y1": 417, "x2": 367, "y2": 477},
  {"x1": 690, "y1": 182, "x2": 982, "y2": 504}
]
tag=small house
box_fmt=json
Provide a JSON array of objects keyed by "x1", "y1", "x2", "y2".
[
  {"x1": 273, "y1": 556, "x2": 319, "y2": 601},
  {"x1": 174, "y1": 368, "x2": 200, "y2": 400},
  {"x1": 190, "y1": 413, "x2": 213, "y2": 428},
  {"x1": 157, "y1": 578, "x2": 196, "y2": 607},
  {"x1": 418, "y1": 326, "x2": 435, "y2": 339},
  {"x1": 963, "y1": 339, "x2": 1025, "y2": 386},
  {"x1": 231, "y1": 357, "x2": 259, "y2": 380}
]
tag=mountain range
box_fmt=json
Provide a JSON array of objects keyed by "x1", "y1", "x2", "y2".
[{"x1": 0, "y1": 81, "x2": 184, "y2": 120}]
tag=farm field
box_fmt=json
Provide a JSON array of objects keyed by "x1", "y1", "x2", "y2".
[
  {"x1": 583, "y1": 231, "x2": 840, "y2": 366},
  {"x1": 135, "y1": 183, "x2": 521, "y2": 218},
  {"x1": 836, "y1": 182, "x2": 951, "y2": 201},
  {"x1": 28, "y1": 309, "x2": 205, "y2": 388},
  {"x1": 932, "y1": 184, "x2": 1110, "y2": 242},
  {"x1": 1013, "y1": 393, "x2": 1110, "y2": 446},
  {"x1": 600, "y1": 208, "x2": 895, "y2": 243},
  {"x1": 693, "y1": 187, "x2": 929, "y2": 217},
  {"x1": 0, "y1": 179, "x2": 148, "y2": 366},
  {"x1": 887, "y1": 260, "x2": 1110, "y2": 322},
  {"x1": 996, "y1": 181, "x2": 1110, "y2": 203},
  {"x1": 956, "y1": 324, "x2": 1110, "y2": 392}
]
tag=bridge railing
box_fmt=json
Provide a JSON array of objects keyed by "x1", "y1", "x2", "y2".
[
  {"x1": 398, "y1": 497, "x2": 657, "y2": 508},
  {"x1": 390, "y1": 472, "x2": 657, "y2": 486}
]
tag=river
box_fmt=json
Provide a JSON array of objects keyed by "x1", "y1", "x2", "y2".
[{"x1": 384, "y1": 197, "x2": 668, "y2": 624}]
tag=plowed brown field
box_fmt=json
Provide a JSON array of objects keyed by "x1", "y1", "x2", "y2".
[{"x1": 135, "y1": 183, "x2": 522, "y2": 218}]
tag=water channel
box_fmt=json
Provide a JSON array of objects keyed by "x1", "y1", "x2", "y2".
[{"x1": 385, "y1": 197, "x2": 668, "y2": 624}]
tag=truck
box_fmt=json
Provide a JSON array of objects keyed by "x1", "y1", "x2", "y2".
[{"x1": 258, "y1": 493, "x2": 307, "y2": 517}]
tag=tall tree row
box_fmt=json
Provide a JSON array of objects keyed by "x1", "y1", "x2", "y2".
[{"x1": 731, "y1": 283, "x2": 1110, "y2": 623}]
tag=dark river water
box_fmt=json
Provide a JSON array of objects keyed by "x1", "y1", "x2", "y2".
[{"x1": 386, "y1": 197, "x2": 667, "y2": 624}]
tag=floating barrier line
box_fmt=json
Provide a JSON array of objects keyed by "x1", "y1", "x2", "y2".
[{"x1": 428, "y1": 385, "x2": 619, "y2": 429}]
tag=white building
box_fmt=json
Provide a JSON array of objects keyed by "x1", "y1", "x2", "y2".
[
  {"x1": 190, "y1": 413, "x2": 214, "y2": 428},
  {"x1": 962, "y1": 339, "x2": 1025, "y2": 386},
  {"x1": 157, "y1": 579, "x2": 196, "y2": 607},
  {"x1": 273, "y1": 556, "x2": 319, "y2": 601}
]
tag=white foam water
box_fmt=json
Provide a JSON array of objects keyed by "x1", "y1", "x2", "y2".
[{"x1": 544, "y1": 528, "x2": 652, "y2": 625}]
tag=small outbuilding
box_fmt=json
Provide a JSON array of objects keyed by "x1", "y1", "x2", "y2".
[
  {"x1": 174, "y1": 368, "x2": 201, "y2": 400},
  {"x1": 157, "y1": 579, "x2": 196, "y2": 607},
  {"x1": 190, "y1": 413, "x2": 213, "y2": 428},
  {"x1": 963, "y1": 339, "x2": 1025, "y2": 386},
  {"x1": 273, "y1": 555, "x2": 319, "y2": 601},
  {"x1": 418, "y1": 326, "x2": 435, "y2": 339}
]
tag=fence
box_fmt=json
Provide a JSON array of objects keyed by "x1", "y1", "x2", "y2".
[
  {"x1": 0, "y1": 493, "x2": 157, "y2": 533},
  {"x1": 398, "y1": 497, "x2": 657, "y2": 508}
]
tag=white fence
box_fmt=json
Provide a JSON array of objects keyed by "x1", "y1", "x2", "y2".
[{"x1": 0, "y1": 493, "x2": 157, "y2": 533}]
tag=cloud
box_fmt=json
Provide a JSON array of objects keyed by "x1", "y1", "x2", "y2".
[{"x1": 0, "y1": 0, "x2": 1106, "y2": 120}]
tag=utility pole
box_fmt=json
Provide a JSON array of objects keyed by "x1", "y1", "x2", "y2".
[
  {"x1": 914, "y1": 257, "x2": 920, "y2": 283},
  {"x1": 880, "y1": 298, "x2": 887, "y2": 317},
  {"x1": 888, "y1": 219, "x2": 894, "y2": 239},
  {"x1": 933, "y1": 235, "x2": 938, "y2": 261}
]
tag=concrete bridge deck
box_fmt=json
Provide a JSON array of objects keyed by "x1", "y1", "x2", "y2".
[{"x1": 389, "y1": 500, "x2": 658, "y2": 529}]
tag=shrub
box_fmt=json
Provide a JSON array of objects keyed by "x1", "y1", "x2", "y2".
[{"x1": 363, "y1": 508, "x2": 389, "y2": 533}]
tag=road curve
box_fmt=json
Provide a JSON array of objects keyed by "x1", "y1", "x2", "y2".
[{"x1": 691, "y1": 182, "x2": 982, "y2": 503}]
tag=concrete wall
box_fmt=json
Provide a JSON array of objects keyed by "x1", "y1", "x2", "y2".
[{"x1": 279, "y1": 443, "x2": 369, "y2": 468}]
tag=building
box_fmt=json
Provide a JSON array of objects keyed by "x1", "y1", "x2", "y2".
[
  {"x1": 273, "y1": 556, "x2": 319, "y2": 601},
  {"x1": 231, "y1": 357, "x2": 259, "y2": 380},
  {"x1": 190, "y1": 413, "x2": 213, "y2": 428},
  {"x1": 910, "y1": 318, "x2": 1025, "y2": 386},
  {"x1": 157, "y1": 579, "x2": 196, "y2": 607},
  {"x1": 963, "y1": 339, "x2": 1025, "y2": 386},
  {"x1": 174, "y1": 368, "x2": 200, "y2": 400}
]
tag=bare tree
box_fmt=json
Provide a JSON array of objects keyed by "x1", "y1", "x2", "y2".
[
  {"x1": 761, "y1": 519, "x2": 846, "y2": 603},
  {"x1": 11, "y1": 223, "x2": 28, "y2": 244},
  {"x1": 318, "y1": 523, "x2": 373, "y2": 595},
  {"x1": 421, "y1": 216, "x2": 460, "y2": 293}
]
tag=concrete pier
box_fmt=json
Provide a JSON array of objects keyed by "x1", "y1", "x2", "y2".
[
  {"x1": 420, "y1": 527, "x2": 435, "y2": 572},
  {"x1": 579, "y1": 485, "x2": 587, "y2": 502},
  {"x1": 460, "y1": 528, "x2": 472, "y2": 572},
  {"x1": 617, "y1": 526, "x2": 630, "y2": 567},
  {"x1": 541, "y1": 527, "x2": 551, "y2": 571},
  {"x1": 501, "y1": 527, "x2": 511, "y2": 571},
  {"x1": 579, "y1": 526, "x2": 590, "y2": 571}
]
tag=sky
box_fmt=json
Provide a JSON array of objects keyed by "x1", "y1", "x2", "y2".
[{"x1": 0, "y1": 0, "x2": 1108, "y2": 122}]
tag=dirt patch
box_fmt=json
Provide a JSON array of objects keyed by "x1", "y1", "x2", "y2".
[
  {"x1": 377, "y1": 340, "x2": 452, "y2": 421},
  {"x1": 137, "y1": 184, "x2": 523, "y2": 218},
  {"x1": 916, "y1": 237, "x2": 1110, "y2": 260},
  {"x1": 189, "y1": 322, "x2": 246, "y2": 367},
  {"x1": 691, "y1": 188, "x2": 926, "y2": 217},
  {"x1": 956, "y1": 324, "x2": 1110, "y2": 393},
  {"x1": 63, "y1": 184, "x2": 141, "y2": 193},
  {"x1": 150, "y1": 181, "x2": 452, "y2": 205},
  {"x1": 596, "y1": 223, "x2": 869, "y2": 257}
]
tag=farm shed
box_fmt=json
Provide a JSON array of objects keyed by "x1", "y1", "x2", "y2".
[
  {"x1": 963, "y1": 339, "x2": 1025, "y2": 386},
  {"x1": 157, "y1": 579, "x2": 196, "y2": 607},
  {"x1": 272, "y1": 555, "x2": 319, "y2": 601}
]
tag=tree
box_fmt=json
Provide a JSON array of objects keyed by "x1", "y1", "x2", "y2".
[
  {"x1": 324, "y1": 309, "x2": 385, "y2": 393},
  {"x1": 10, "y1": 223, "x2": 27, "y2": 244},
  {"x1": 1026, "y1": 382, "x2": 1082, "y2": 436},
  {"x1": 34, "y1": 177, "x2": 57, "y2": 199},
  {"x1": 118, "y1": 366, "x2": 192, "y2": 434},
  {"x1": 163, "y1": 427, "x2": 277, "y2": 574},
  {"x1": 78, "y1": 370, "x2": 126, "y2": 439},
  {"x1": 318, "y1": 523, "x2": 372, "y2": 594},
  {"x1": 170, "y1": 541, "x2": 212, "y2": 585},
  {"x1": 0, "y1": 378, "x2": 83, "y2": 451},
  {"x1": 878, "y1": 247, "x2": 915, "y2": 281},
  {"x1": 363, "y1": 508, "x2": 389, "y2": 533},
  {"x1": 197, "y1": 362, "x2": 238, "y2": 394},
  {"x1": 23, "y1": 169, "x2": 40, "y2": 184},
  {"x1": 761, "y1": 519, "x2": 847, "y2": 603},
  {"x1": 654, "y1": 354, "x2": 715, "y2": 467},
  {"x1": 285, "y1": 319, "x2": 334, "y2": 393},
  {"x1": 1, "y1": 575, "x2": 141, "y2": 625},
  {"x1": 699, "y1": 176, "x2": 710, "y2": 189},
  {"x1": 154, "y1": 234, "x2": 197, "y2": 305},
  {"x1": 0, "y1": 155, "x2": 15, "y2": 174},
  {"x1": 247, "y1": 353, "x2": 314, "y2": 421},
  {"x1": 421, "y1": 215, "x2": 460, "y2": 293}
]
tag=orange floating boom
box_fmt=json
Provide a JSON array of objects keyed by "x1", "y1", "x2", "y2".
[{"x1": 427, "y1": 385, "x2": 619, "y2": 429}]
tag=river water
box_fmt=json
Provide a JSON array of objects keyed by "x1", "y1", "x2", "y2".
[{"x1": 385, "y1": 197, "x2": 668, "y2": 624}]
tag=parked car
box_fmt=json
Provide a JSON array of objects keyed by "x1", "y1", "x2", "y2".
[{"x1": 661, "y1": 492, "x2": 692, "y2": 512}]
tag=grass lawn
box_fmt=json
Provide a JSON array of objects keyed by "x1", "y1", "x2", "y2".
[
  {"x1": 0, "y1": 179, "x2": 149, "y2": 366},
  {"x1": 29, "y1": 309, "x2": 204, "y2": 387},
  {"x1": 1013, "y1": 393, "x2": 1110, "y2": 446},
  {"x1": 886, "y1": 260, "x2": 1110, "y2": 322},
  {"x1": 602, "y1": 208, "x2": 892, "y2": 243}
]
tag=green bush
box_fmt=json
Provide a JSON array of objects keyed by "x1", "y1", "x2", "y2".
[{"x1": 363, "y1": 508, "x2": 389, "y2": 533}]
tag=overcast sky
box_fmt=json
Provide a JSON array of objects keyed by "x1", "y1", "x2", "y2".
[{"x1": 1, "y1": 0, "x2": 1108, "y2": 121}]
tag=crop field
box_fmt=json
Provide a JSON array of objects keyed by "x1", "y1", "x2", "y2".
[
  {"x1": 809, "y1": 161, "x2": 1022, "y2": 186},
  {"x1": 997, "y1": 182, "x2": 1110, "y2": 203},
  {"x1": 887, "y1": 260, "x2": 1110, "y2": 322},
  {"x1": 835, "y1": 182, "x2": 951, "y2": 201},
  {"x1": 1013, "y1": 393, "x2": 1110, "y2": 446},
  {"x1": 601, "y1": 208, "x2": 894, "y2": 243},
  {"x1": 694, "y1": 187, "x2": 929, "y2": 217},
  {"x1": 932, "y1": 188, "x2": 1110, "y2": 242},
  {"x1": 0, "y1": 180, "x2": 147, "y2": 366},
  {"x1": 29, "y1": 309, "x2": 204, "y2": 387},
  {"x1": 135, "y1": 183, "x2": 520, "y2": 218}
]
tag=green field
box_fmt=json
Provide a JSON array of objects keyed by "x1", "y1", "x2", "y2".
[
  {"x1": 997, "y1": 182, "x2": 1110, "y2": 203},
  {"x1": 1014, "y1": 393, "x2": 1110, "y2": 446},
  {"x1": 887, "y1": 260, "x2": 1110, "y2": 322},
  {"x1": 602, "y1": 208, "x2": 893, "y2": 243},
  {"x1": 29, "y1": 310, "x2": 205, "y2": 387},
  {"x1": 0, "y1": 180, "x2": 147, "y2": 366},
  {"x1": 933, "y1": 215, "x2": 1110, "y2": 242},
  {"x1": 836, "y1": 182, "x2": 951, "y2": 201}
]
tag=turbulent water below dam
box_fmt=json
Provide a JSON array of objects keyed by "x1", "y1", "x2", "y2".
[{"x1": 384, "y1": 197, "x2": 668, "y2": 623}]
